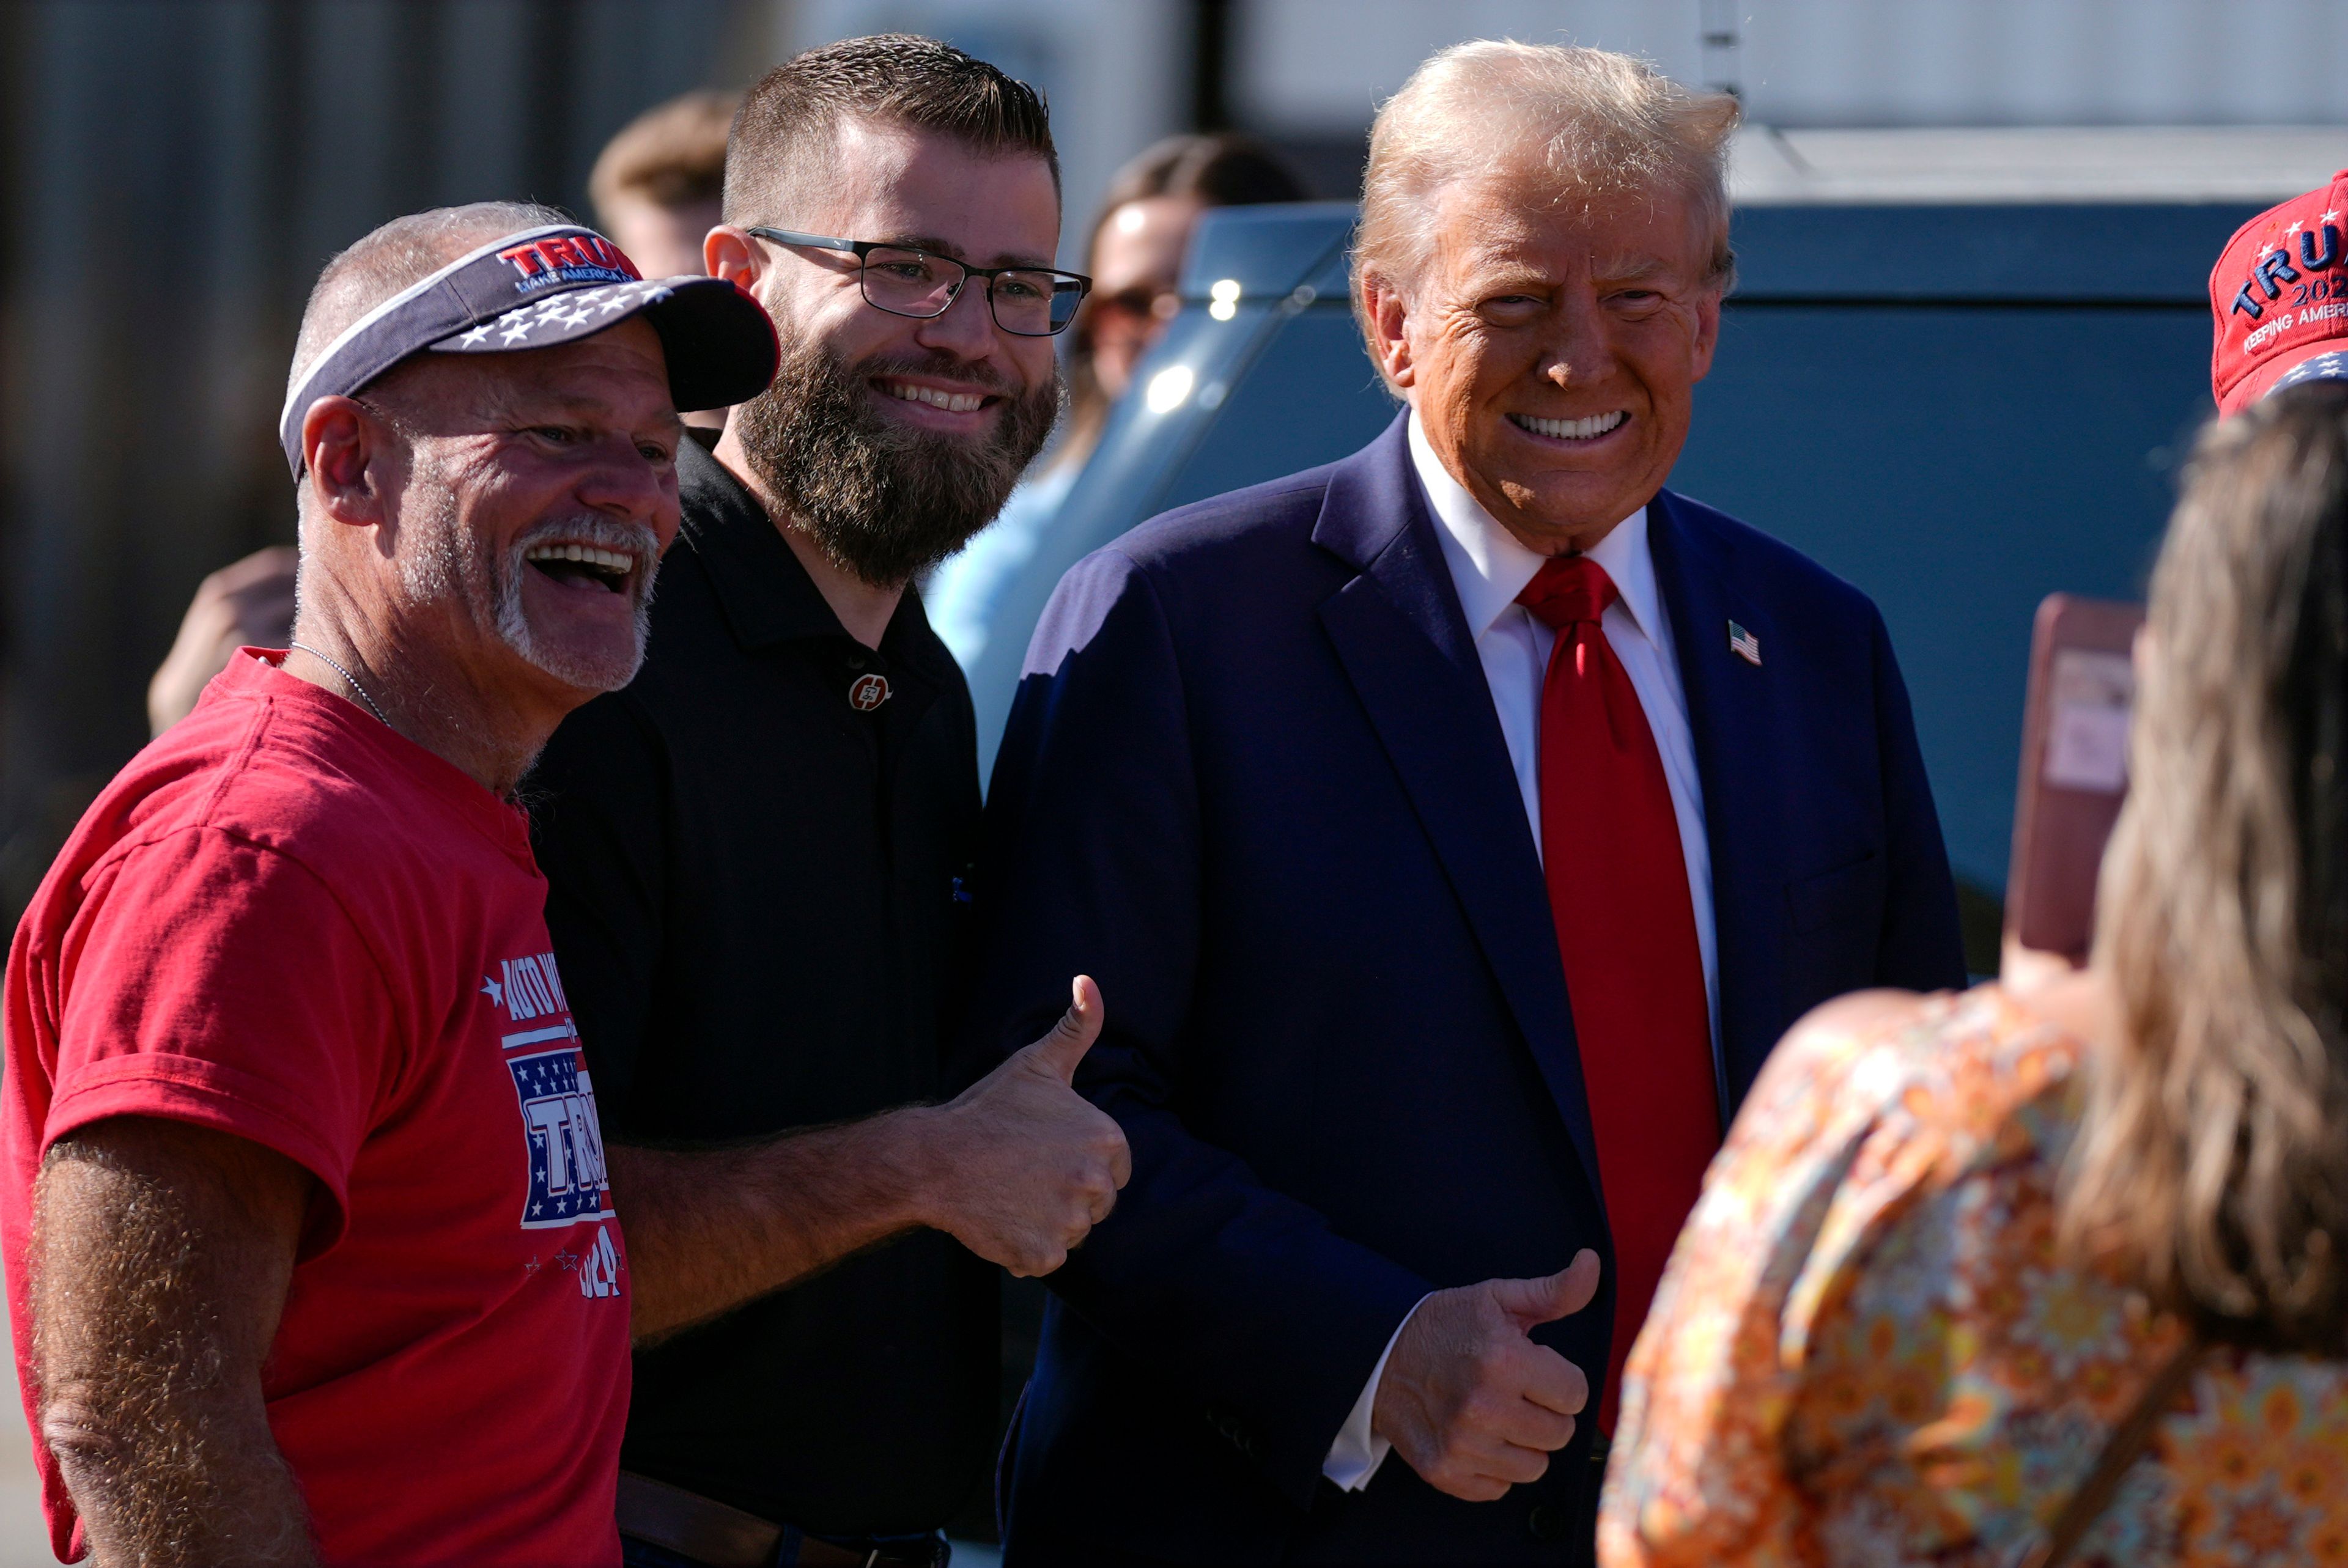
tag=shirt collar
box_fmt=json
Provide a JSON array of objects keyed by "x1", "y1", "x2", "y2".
[
  {"x1": 1405, "y1": 409, "x2": 1659, "y2": 644},
  {"x1": 677, "y1": 438, "x2": 844, "y2": 647},
  {"x1": 675, "y1": 439, "x2": 954, "y2": 684}
]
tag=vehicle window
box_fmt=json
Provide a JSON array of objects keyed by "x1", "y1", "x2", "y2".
[{"x1": 1160, "y1": 307, "x2": 1400, "y2": 512}]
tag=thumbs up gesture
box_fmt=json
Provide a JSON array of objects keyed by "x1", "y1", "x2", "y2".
[
  {"x1": 1371, "y1": 1251, "x2": 1602, "y2": 1501},
  {"x1": 920, "y1": 977, "x2": 1134, "y2": 1276}
]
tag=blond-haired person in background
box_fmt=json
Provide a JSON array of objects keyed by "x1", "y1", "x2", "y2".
[
  {"x1": 1601, "y1": 383, "x2": 2348, "y2": 1564},
  {"x1": 589, "y1": 87, "x2": 738, "y2": 285}
]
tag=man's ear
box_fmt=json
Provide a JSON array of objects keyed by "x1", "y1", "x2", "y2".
[
  {"x1": 1687, "y1": 285, "x2": 1723, "y2": 385},
  {"x1": 704, "y1": 226, "x2": 762, "y2": 290},
  {"x1": 1362, "y1": 274, "x2": 1415, "y2": 391},
  {"x1": 301, "y1": 396, "x2": 389, "y2": 529}
]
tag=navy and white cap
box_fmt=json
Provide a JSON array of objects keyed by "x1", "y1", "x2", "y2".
[
  {"x1": 2269, "y1": 350, "x2": 2348, "y2": 400},
  {"x1": 279, "y1": 224, "x2": 777, "y2": 476}
]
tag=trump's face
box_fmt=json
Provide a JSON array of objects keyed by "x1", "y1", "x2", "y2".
[{"x1": 1368, "y1": 172, "x2": 1721, "y2": 554}]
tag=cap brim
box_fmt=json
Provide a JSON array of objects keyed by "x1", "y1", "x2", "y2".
[
  {"x1": 2222, "y1": 341, "x2": 2348, "y2": 416},
  {"x1": 428, "y1": 274, "x2": 778, "y2": 411}
]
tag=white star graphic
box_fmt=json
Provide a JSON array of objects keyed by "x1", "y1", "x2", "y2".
[
  {"x1": 499, "y1": 318, "x2": 533, "y2": 345},
  {"x1": 560, "y1": 306, "x2": 596, "y2": 328},
  {"x1": 479, "y1": 974, "x2": 504, "y2": 1006},
  {"x1": 596, "y1": 292, "x2": 631, "y2": 315},
  {"x1": 2327, "y1": 210, "x2": 2341, "y2": 224}
]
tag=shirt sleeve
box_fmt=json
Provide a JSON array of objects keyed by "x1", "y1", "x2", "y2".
[
  {"x1": 1322, "y1": 1293, "x2": 1429, "y2": 1491},
  {"x1": 44, "y1": 827, "x2": 401, "y2": 1257},
  {"x1": 1596, "y1": 1004, "x2": 1923, "y2": 1568}
]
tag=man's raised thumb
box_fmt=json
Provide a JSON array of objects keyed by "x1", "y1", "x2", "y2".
[
  {"x1": 1488, "y1": 1248, "x2": 1603, "y2": 1327},
  {"x1": 1024, "y1": 974, "x2": 1104, "y2": 1083}
]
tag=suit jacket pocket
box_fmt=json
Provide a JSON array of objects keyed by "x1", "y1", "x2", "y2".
[{"x1": 1787, "y1": 850, "x2": 1883, "y2": 936}]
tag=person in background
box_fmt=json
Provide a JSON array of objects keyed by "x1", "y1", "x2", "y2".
[
  {"x1": 926, "y1": 132, "x2": 1303, "y2": 671},
  {"x1": 591, "y1": 87, "x2": 741, "y2": 437},
  {"x1": 526, "y1": 36, "x2": 1124, "y2": 1568},
  {"x1": 590, "y1": 88, "x2": 738, "y2": 281},
  {"x1": 4, "y1": 202, "x2": 775, "y2": 1567},
  {"x1": 144, "y1": 88, "x2": 742, "y2": 738},
  {"x1": 146, "y1": 543, "x2": 298, "y2": 734},
  {"x1": 972, "y1": 40, "x2": 1963, "y2": 1566},
  {"x1": 1599, "y1": 177, "x2": 2348, "y2": 1568}
]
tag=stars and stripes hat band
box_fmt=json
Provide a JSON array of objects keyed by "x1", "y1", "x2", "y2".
[{"x1": 278, "y1": 223, "x2": 778, "y2": 476}]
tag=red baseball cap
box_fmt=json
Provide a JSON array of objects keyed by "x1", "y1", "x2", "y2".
[{"x1": 2211, "y1": 171, "x2": 2348, "y2": 416}]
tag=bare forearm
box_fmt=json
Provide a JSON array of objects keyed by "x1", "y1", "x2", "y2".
[
  {"x1": 43, "y1": 1383, "x2": 312, "y2": 1568},
  {"x1": 34, "y1": 1121, "x2": 314, "y2": 1566},
  {"x1": 613, "y1": 1106, "x2": 942, "y2": 1343},
  {"x1": 615, "y1": 981, "x2": 1129, "y2": 1342}
]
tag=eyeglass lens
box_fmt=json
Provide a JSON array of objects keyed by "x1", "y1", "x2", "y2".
[{"x1": 860, "y1": 247, "x2": 1084, "y2": 336}]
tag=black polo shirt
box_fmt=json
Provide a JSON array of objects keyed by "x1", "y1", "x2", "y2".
[{"x1": 525, "y1": 438, "x2": 995, "y2": 1536}]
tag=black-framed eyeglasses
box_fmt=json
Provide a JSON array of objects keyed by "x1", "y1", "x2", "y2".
[{"x1": 747, "y1": 227, "x2": 1092, "y2": 337}]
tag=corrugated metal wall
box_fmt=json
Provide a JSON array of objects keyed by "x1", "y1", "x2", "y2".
[{"x1": 0, "y1": 0, "x2": 767, "y2": 920}]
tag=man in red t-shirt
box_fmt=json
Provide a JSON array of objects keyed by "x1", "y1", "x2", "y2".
[{"x1": 1, "y1": 201, "x2": 779, "y2": 1566}]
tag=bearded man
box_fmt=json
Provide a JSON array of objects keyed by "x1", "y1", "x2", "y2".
[{"x1": 522, "y1": 34, "x2": 1113, "y2": 1568}]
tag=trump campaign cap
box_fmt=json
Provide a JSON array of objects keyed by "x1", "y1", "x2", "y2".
[
  {"x1": 2211, "y1": 171, "x2": 2348, "y2": 416},
  {"x1": 279, "y1": 224, "x2": 778, "y2": 475}
]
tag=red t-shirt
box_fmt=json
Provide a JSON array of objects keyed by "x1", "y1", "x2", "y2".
[{"x1": 2, "y1": 652, "x2": 630, "y2": 1566}]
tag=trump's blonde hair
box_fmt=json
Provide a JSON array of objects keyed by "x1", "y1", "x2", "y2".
[{"x1": 1349, "y1": 40, "x2": 1740, "y2": 377}]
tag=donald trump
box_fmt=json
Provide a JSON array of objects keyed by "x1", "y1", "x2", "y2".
[{"x1": 973, "y1": 42, "x2": 1967, "y2": 1566}]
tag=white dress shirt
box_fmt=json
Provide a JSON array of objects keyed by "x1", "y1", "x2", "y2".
[{"x1": 1320, "y1": 412, "x2": 1721, "y2": 1492}]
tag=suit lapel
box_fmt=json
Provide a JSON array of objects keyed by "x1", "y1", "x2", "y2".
[
  {"x1": 1648, "y1": 490, "x2": 1790, "y2": 1107},
  {"x1": 1312, "y1": 418, "x2": 1602, "y2": 1201}
]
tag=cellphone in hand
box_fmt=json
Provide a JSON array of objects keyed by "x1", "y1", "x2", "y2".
[{"x1": 2004, "y1": 594, "x2": 2146, "y2": 965}]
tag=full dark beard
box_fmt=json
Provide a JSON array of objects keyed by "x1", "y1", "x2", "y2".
[{"x1": 731, "y1": 334, "x2": 1062, "y2": 589}]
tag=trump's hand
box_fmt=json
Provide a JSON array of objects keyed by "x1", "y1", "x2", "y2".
[
  {"x1": 920, "y1": 976, "x2": 1133, "y2": 1276},
  {"x1": 1371, "y1": 1250, "x2": 1602, "y2": 1501}
]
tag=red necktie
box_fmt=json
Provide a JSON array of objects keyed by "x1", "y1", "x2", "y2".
[{"x1": 1515, "y1": 554, "x2": 1719, "y2": 1435}]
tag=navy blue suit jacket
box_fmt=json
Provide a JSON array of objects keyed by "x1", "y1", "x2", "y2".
[{"x1": 972, "y1": 415, "x2": 1966, "y2": 1564}]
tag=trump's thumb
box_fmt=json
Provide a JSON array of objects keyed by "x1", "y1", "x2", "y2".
[
  {"x1": 1489, "y1": 1249, "x2": 1603, "y2": 1328},
  {"x1": 1024, "y1": 975, "x2": 1104, "y2": 1083}
]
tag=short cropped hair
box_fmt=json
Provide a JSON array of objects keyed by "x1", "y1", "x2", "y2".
[
  {"x1": 289, "y1": 201, "x2": 570, "y2": 403},
  {"x1": 723, "y1": 34, "x2": 1057, "y2": 229},
  {"x1": 1351, "y1": 41, "x2": 1739, "y2": 369},
  {"x1": 286, "y1": 201, "x2": 568, "y2": 532},
  {"x1": 590, "y1": 89, "x2": 739, "y2": 222}
]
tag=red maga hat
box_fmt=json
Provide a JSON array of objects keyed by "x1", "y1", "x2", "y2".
[{"x1": 2211, "y1": 171, "x2": 2348, "y2": 416}]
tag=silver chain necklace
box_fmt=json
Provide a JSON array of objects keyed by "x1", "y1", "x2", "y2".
[{"x1": 287, "y1": 641, "x2": 392, "y2": 728}]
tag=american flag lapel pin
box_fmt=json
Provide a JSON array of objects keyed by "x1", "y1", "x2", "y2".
[{"x1": 1728, "y1": 620, "x2": 1762, "y2": 666}]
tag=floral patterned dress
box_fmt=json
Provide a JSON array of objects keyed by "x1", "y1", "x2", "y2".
[{"x1": 1598, "y1": 984, "x2": 2348, "y2": 1567}]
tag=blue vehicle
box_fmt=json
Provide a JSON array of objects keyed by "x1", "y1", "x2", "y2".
[{"x1": 956, "y1": 194, "x2": 2259, "y2": 962}]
